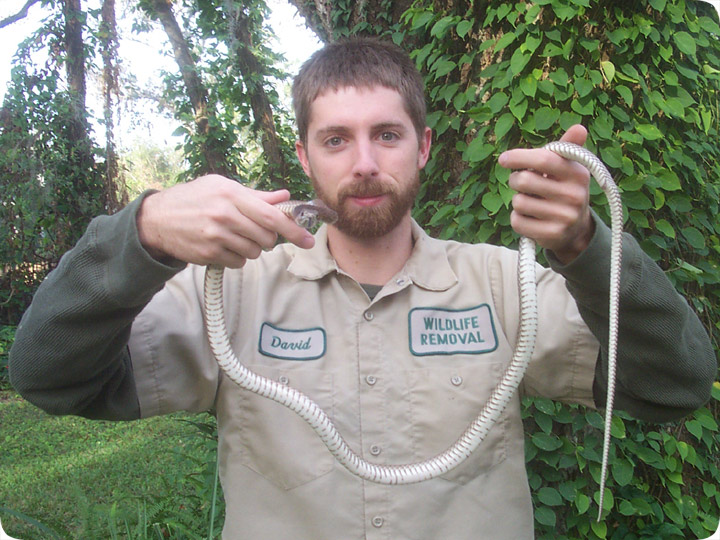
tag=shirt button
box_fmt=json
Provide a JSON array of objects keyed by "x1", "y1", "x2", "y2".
[
  {"x1": 279, "y1": 375, "x2": 290, "y2": 385},
  {"x1": 451, "y1": 375, "x2": 463, "y2": 386},
  {"x1": 370, "y1": 444, "x2": 382, "y2": 456},
  {"x1": 365, "y1": 375, "x2": 377, "y2": 386},
  {"x1": 396, "y1": 278, "x2": 405, "y2": 286},
  {"x1": 372, "y1": 516, "x2": 384, "y2": 528},
  {"x1": 364, "y1": 310, "x2": 374, "y2": 321}
]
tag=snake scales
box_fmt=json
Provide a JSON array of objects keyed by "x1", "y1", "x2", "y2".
[{"x1": 203, "y1": 141, "x2": 621, "y2": 521}]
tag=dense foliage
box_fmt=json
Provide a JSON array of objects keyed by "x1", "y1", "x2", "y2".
[
  {"x1": 0, "y1": 3, "x2": 121, "y2": 325},
  {"x1": 393, "y1": 0, "x2": 720, "y2": 537},
  {"x1": 1, "y1": 0, "x2": 718, "y2": 537}
]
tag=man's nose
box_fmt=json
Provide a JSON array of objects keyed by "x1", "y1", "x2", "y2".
[{"x1": 352, "y1": 140, "x2": 380, "y2": 178}]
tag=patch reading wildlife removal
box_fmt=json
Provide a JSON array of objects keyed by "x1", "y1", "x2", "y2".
[
  {"x1": 259, "y1": 323, "x2": 326, "y2": 360},
  {"x1": 409, "y1": 305, "x2": 498, "y2": 356}
]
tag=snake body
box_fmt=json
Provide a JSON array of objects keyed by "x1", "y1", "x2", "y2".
[{"x1": 203, "y1": 142, "x2": 621, "y2": 519}]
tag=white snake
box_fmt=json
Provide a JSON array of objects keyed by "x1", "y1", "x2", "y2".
[{"x1": 203, "y1": 141, "x2": 621, "y2": 521}]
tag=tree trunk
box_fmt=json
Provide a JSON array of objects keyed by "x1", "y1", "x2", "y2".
[
  {"x1": 100, "y1": 0, "x2": 127, "y2": 212},
  {"x1": 64, "y1": 0, "x2": 87, "y2": 149},
  {"x1": 231, "y1": 9, "x2": 289, "y2": 188},
  {"x1": 149, "y1": 0, "x2": 233, "y2": 176}
]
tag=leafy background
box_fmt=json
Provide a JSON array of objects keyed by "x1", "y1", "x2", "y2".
[{"x1": 396, "y1": 0, "x2": 720, "y2": 537}]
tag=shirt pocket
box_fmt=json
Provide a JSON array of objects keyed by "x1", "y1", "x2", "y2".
[
  {"x1": 234, "y1": 365, "x2": 336, "y2": 490},
  {"x1": 404, "y1": 360, "x2": 510, "y2": 485}
]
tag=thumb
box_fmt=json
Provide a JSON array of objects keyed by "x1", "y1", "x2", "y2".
[{"x1": 559, "y1": 124, "x2": 588, "y2": 146}]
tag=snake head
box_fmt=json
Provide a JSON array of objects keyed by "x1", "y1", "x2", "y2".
[
  {"x1": 291, "y1": 200, "x2": 338, "y2": 229},
  {"x1": 293, "y1": 207, "x2": 319, "y2": 229}
]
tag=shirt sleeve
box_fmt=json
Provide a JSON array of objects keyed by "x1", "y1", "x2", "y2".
[
  {"x1": 8, "y1": 193, "x2": 186, "y2": 420},
  {"x1": 547, "y1": 212, "x2": 716, "y2": 423}
]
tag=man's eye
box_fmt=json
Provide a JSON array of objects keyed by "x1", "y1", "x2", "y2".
[
  {"x1": 326, "y1": 136, "x2": 343, "y2": 147},
  {"x1": 380, "y1": 132, "x2": 397, "y2": 142}
]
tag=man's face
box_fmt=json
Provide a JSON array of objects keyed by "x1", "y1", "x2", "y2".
[{"x1": 296, "y1": 86, "x2": 431, "y2": 239}]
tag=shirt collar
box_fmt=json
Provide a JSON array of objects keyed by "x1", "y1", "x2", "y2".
[{"x1": 286, "y1": 219, "x2": 458, "y2": 291}]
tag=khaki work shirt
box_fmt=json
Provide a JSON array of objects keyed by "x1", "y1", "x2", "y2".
[{"x1": 129, "y1": 220, "x2": 599, "y2": 539}]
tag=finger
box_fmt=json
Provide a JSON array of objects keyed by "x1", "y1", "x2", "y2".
[
  {"x1": 559, "y1": 124, "x2": 588, "y2": 146},
  {"x1": 508, "y1": 169, "x2": 589, "y2": 204},
  {"x1": 499, "y1": 148, "x2": 590, "y2": 183},
  {"x1": 511, "y1": 191, "x2": 580, "y2": 225},
  {"x1": 210, "y1": 248, "x2": 248, "y2": 270},
  {"x1": 498, "y1": 124, "x2": 588, "y2": 175},
  {"x1": 231, "y1": 187, "x2": 316, "y2": 250},
  {"x1": 510, "y1": 211, "x2": 567, "y2": 244}
]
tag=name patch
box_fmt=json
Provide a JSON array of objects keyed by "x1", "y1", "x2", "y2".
[
  {"x1": 408, "y1": 305, "x2": 498, "y2": 356},
  {"x1": 258, "y1": 323, "x2": 326, "y2": 361}
]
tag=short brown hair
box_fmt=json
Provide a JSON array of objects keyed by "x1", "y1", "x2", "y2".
[{"x1": 292, "y1": 37, "x2": 427, "y2": 144}]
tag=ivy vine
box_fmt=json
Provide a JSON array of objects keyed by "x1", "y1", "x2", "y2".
[{"x1": 395, "y1": 0, "x2": 720, "y2": 537}]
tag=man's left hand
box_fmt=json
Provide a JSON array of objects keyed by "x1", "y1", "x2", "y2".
[{"x1": 498, "y1": 124, "x2": 595, "y2": 265}]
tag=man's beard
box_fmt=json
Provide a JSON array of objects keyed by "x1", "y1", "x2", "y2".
[{"x1": 313, "y1": 174, "x2": 419, "y2": 239}]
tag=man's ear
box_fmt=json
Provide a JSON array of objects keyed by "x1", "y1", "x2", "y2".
[
  {"x1": 417, "y1": 127, "x2": 432, "y2": 169},
  {"x1": 295, "y1": 140, "x2": 312, "y2": 177}
]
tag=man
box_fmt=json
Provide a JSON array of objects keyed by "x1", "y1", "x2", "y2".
[{"x1": 9, "y1": 38, "x2": 715, "y2": 539}]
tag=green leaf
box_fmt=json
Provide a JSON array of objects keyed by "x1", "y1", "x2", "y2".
[
  {"x1": 510, "y1": 48, "x2": 532, "y2": 75},
  {"x1": 591, "y1": 519, "x2": 608, "y2": 538},
  {"x1": 560, "y1": 111, "x2": 583, "y2": 130},
  {"x1": 431, "y1": 16, "x2": 457, "y2": 38},
  {"x1": 649, "y1": 0, "x2": 667, "y2": 12},
  {"x1": 636, "y1": 124, "x2": 664, "y2": 141},
  {"x1": 655, "y1": 219, "x2": 676, "y2": 238},
  {"x1": 631, "y1": 498, "x2": 654, "y2": 515},
  {"x1": 456, "y1": 20, "x2": 473, "y2": 38},
  {"x1": 575, "y1": 493, "x2": 590, "y2": 514},
  {"x1": 570, "y1": 97, "x2": 594, "y2": 116},
  {"x1": 538, "y1": 487, "x2": 563, "y2": 506},
  {"x1": 610, "y1": 416, "x2": 626, "y2": 438},
  {"x1": 465, "y1": 137, "x2": 495, "y2": 163},
  {"x1": 495, "y1": 31, "x2": 517, "y2": 52},
  {"x1": 519, "y1": 75, "x2": 538, "y2": 97},
  {"x1": 616, "y1": 85, "x2": 633, "y2": 106},
  {"x1": 612, "y1": 459, "x2": 634, "y2": 486},
  {"x1": 481, "y1": 191, "x2": 503, "y2": 214},
  {"x1": 494, "y1": 113, "x2": 515, "y2": 140},
  {"x1": 662, "y1": 97, "x2": 685, "y2": 118},
  {"x1": 601, "y1": 60, "x2": 616, "y2": 83},
  {"x1": 695, "y1": 409, "x2": 718, "y2": 431},
  {"x1": 618, "y1": 499, "x2": 637, "y2": 515},
  {"x1": 658, "y1": 170, "x2": 681, "y2": 191},
  {"x1": 673, "y1": 31, "x2": 697, "y2": 56},
  {"x1": 533, "y1": 397, "x2": 556, "y2": 415},
  {"x1": 685, "y1": 419, "x2": 704, "y2": 440},
  {"x1": 663, "y1": 501, "x2": 685, "y2": 525},
  {"x1": 410, "y1": 10, "x2": 435, "y2": 30},
  {"x1": 533, "y1": 107, "x2": 560, "y2": 131},
  {"x1": 534, "y1": 506, "x2": 556, "y2": 527},
  {"x1": 524, "y1": 34, "x2": 543, "y2": 54},
  {"x1": 534, "y1": 411, "x2": 554, "y2": 434},
  {"x1": 681, "y1": 227, "x2": 706, "y2": 249},
  {"x1": 549, "y1": 68, "x2": 569, "y2": 87},
  {"x1": 574, "y1": 78, "x2": 593, "y2": 97},
  {"x1": 531, "y1": 432, "x2": 563, "y2": 451},
  {"x1": 433, "y1": 59, "x2": 457, "y2": 79},
  {"x1": 509, "y1": 97, "x2": 528, "y2": 121},
  {"x1": 677, "y1": 441, "x2": 689, "y2": 460},
  {"x1": 487, "y1": 92, "x2": 509, "y2": 113}
]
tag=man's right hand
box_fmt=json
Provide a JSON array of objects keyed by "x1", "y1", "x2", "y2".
[{"x1": 136, "y1": 175, "x2": 316, "y2": 268}]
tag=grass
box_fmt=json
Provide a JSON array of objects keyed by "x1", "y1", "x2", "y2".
[{"x1": 0, "y1": 390, "x2": 221, "y2": 539}]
